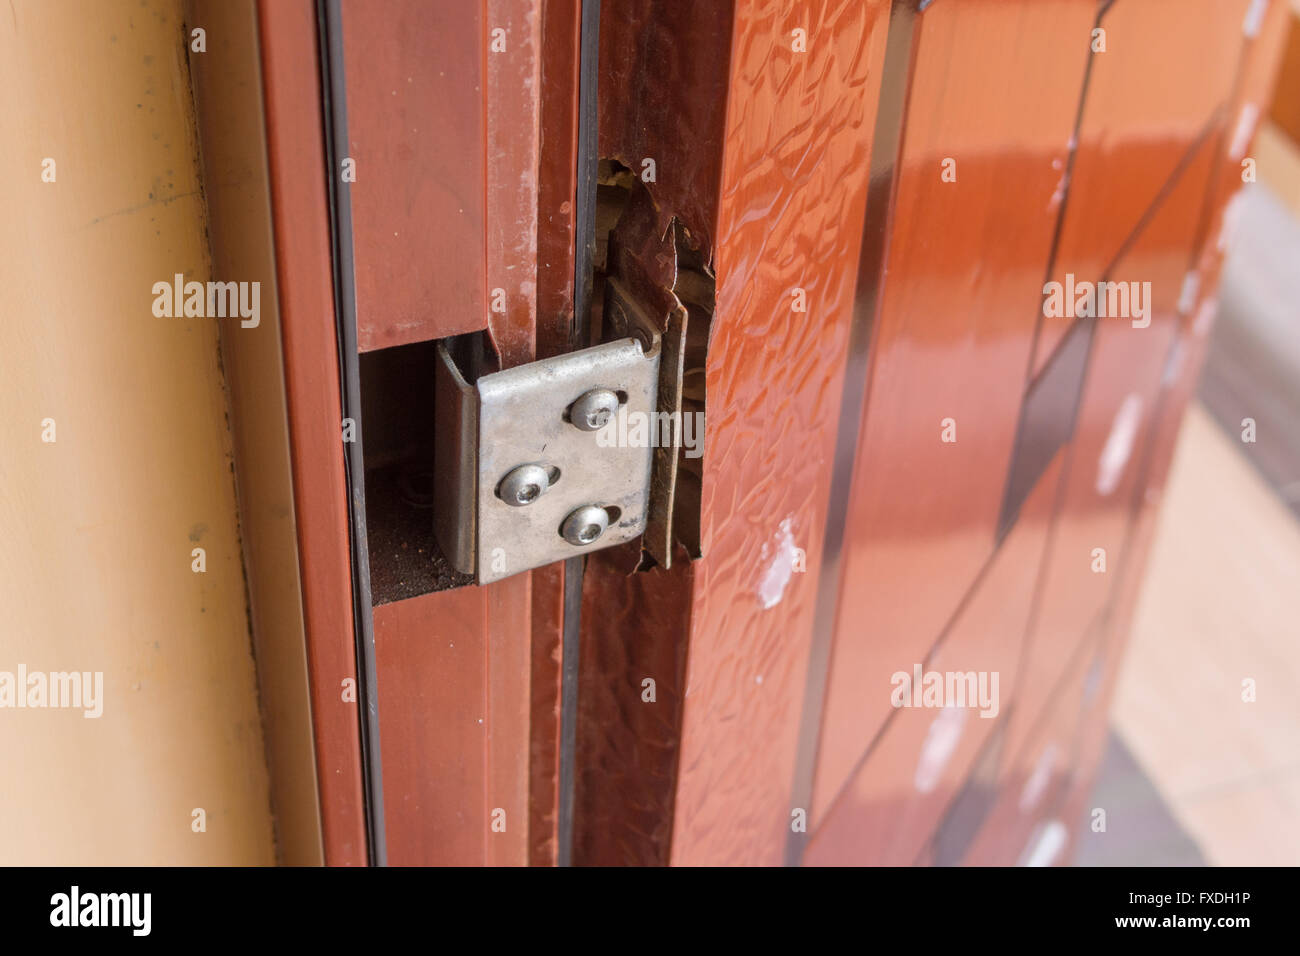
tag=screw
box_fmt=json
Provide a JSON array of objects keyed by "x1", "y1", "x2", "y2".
[
  {"x1": 569, "y1": 388, "x2": 620, "y2": 432},
  {"x1": 560, "y1": 505, "x2": 609, "y2": 546},
  {"x1": 497, "y1": 463, "x2": 552, "y2": 507}
]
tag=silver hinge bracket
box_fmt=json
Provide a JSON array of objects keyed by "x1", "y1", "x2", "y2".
[{"x1": 434, "y1": 330, "x2": 661, "y2": 584}]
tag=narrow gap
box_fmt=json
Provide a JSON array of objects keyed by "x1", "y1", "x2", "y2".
[
  {"x1": 317, "y1": 0, "x2": 386, "y2": 866},
  {"x1": 557, "y1": 0, "x2": 603, "y2": 869},
  {"x1": 669, "y1": 231, "x2": 713, "y2": 561}
]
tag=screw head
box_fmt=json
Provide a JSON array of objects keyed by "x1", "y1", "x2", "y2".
[
  {"x1": 569, "y1": 388, "x2": 620, "y2": 432},
  {"x1": 560, "y1": 505, "x2": 609, "y2": 546},
  {"x1": 497, "y1": 463, "x2": 552, "y2": 507}
]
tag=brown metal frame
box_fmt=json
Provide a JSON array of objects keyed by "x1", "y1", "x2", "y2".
[{"x1": 257, "y1": 0, "x2": 368, "y2": 866}]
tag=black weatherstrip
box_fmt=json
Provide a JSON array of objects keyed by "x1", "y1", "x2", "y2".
[
  {"x1": 557, "y1": 0, "x2": 602, "y2": 868},
  {"x1": 785, "y1": 0, "x2": 921, "y2": 868},
  {"x1": 318, "y1": 0, "x2": 387, "y2": 866},
  {"x1": 571, "y1": 0, "x2": 601, "y2": 353}
]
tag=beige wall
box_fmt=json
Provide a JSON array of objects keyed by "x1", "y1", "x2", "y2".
[{"x1": 0, "y1": 0, "x2": 275, "y2": 864}]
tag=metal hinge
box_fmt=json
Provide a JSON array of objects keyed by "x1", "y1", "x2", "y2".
[{"x1": 434, "y1": 315, "x2": 661, "y2": 584}]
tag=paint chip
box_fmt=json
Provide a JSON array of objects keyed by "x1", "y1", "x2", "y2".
[{"x1": 757, "y1": 518, "x2": 798, "y2": 609}]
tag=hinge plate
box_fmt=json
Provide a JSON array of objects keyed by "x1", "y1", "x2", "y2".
[{"x1": 435, "y1": 335, "x2": 661, "y2": 584}]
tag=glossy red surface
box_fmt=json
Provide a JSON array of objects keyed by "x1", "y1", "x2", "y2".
[
  {"x1": 1046, "y1": 0, "x2": 1295, "y2": 867},
  {"x1": 1030, "y1": 0, "x2": 1251, "y2": 378},
  {"x1": 961, "y1": 632, "x2": 1099, "y2": 867},
  {"x1": 1006, "y1": 132, "x2": 1217, "y2": 765},
  {"x1": 812, "y1": 0, "x2": 1097, "y2": 822},
  {"x1": 1002, "y1": 0, "x2": 1272, "y2": 769},
  {"x1": 668, "y1": 0, "x2": 892, "y2": 867},
  {"x1": 805, "y1": 450, "x2": 1065, "y2": 866}
]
